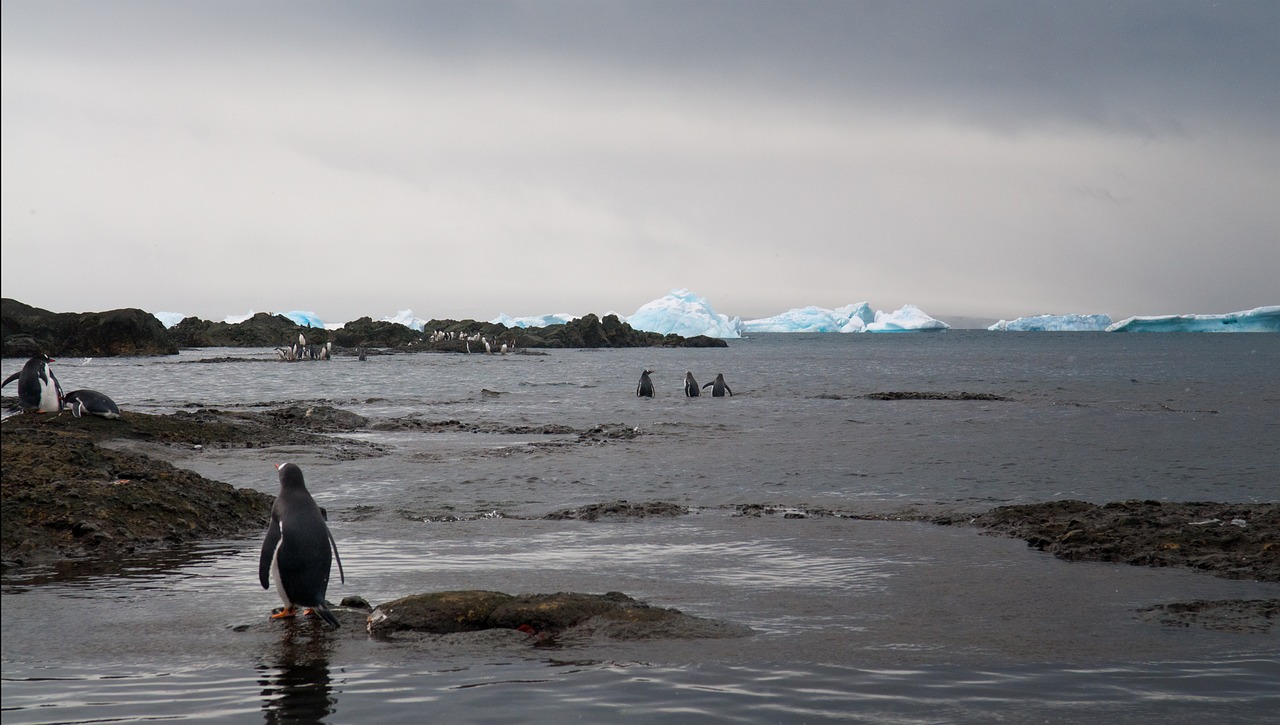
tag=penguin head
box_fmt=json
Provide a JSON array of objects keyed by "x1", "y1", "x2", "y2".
[{"x1": 276, "y1": 462, "x2": 308, "y2": 491}]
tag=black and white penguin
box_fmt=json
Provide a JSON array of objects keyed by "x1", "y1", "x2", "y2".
[
  {"x1": 1, "y1": 354, "x2": 64, "y2": 413},
  {"x1": 259, "y1": 463, "x2": 345, "y2": 628},
  {"x1": 636, "y1": 369, "x2": 655, "y2": 397},
  {"x1": 684, "y1": 372, "x2": 700, "y2": 397},
  {"x1": 63, "y1": 389, "x2": 121, "y2": 419},
  {"x1": 702, "y1": 373, "x2": 733, "y2": 397}
]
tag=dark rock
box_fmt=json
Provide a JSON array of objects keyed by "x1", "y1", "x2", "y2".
[
  {"x1": 971, "y1": 500, "x2": 1279, "y2": 582},
  {"x1": 543, "y1": 500, "x2": 689, "y2": 521},
  {"x1": 331, "y1": 317, "x2": 423, "y2": 348},
  {"x1": 861, "y1": 391, "x2": 1010, "y2": 401},
  {"x1": 2, "y1": 298, "x2": 179, "y2": 357},
  {"x1": 169, "y1": 312, "x2": 328, "y2": 348},
  {"x1": 366, "y1": 590, "x2": 752, "y2": 640}
]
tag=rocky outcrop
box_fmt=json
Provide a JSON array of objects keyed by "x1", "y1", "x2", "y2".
[
  {"x1": 366, "y1": 590, "x2": 753, "y2": 640},
  {"x1": 2, "y1": 298, "x2": 179, "y2": 357},
  {"x1": 169, "y1": 312, "x2": 329, "y2": 348}
]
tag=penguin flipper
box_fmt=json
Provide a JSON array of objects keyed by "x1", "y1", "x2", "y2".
[
  {"x1": 1, "y1": 371, "x2": 18, "y2": 388},
  {"x1": 329, "y1": 530, "x2": 345, "y2": 585},
  {"x1": 701, "y1": 381, "x2": 714, "y2": 389},
  {"x1": 259, "y1": 517, "x2": 281, "y2": 590},
  {"x1": 725, "y1": 385, "x2": 733, "y2": 396}
]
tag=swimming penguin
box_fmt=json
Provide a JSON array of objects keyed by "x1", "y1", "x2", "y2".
[
  {"x1": 636, "y1": 369, "x2": 655, "y2": 397},
  {"x1": 684, "y1": 372, "x2": 700, "y2": 397},
  {"x1": 259, "y1": 463, "x2": 345, "y2": 628},
  {"x1": 63, "y1": 389, "x2": 121, "y2": 419},
  {"x1": 1, "y1": 354, "x2": 64, "y2": 413},
  {"x1": 702, "y1": 373, "x2": 734, "y2": 397}
]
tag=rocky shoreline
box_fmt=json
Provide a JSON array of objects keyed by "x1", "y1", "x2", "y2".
[
  {"x1": 1, "y1": 298, "x2": 725, "y2": 358},
  {"x1": 2, "y1": 405, "x2": 1275, "y2": 634}
]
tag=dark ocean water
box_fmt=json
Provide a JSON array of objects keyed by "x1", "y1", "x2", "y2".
[{"x1": 3, "y1": 332, "x2": 1279, "y2": 723}]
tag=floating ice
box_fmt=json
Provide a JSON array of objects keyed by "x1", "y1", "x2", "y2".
[
  {"x1": 383, "y1": 309, "x2": 428, "y2": 332},
  {"x1": 625, "y1": 289, "x2": 743, "y2": 339},
  {"x1": 1106, "y1": 306, "x2": 1280, "y2": 332},
  {"x1": 742, "y1": 304, "x2": 874, "y2": 333},
  {"x1": 865, "y1": 305, "x2": 951, "y2": 333},
  {"x1": 490, "y1": 312, "x2": 579, "y2": 328},
  {"x1": 151, "y1": 311, "x2": 187, "y2": 328},
  {"x1": 281, "y1": 310, "x2": 325, "y2": 328},
  {"x1": 989, "y1": 314, "x2": 1112, "y2": 332}
]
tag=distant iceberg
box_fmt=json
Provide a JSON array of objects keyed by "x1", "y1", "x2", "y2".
[
  {"x1": 152, "y1": 311, "x2": 186, "y2": 328},
  {"x1": 865, "y1": 304, "x2": 951, "y2": 332},
  {"x1": 989, "y1": 314, "x2": 1112, "y2": 332},
  {"x1": 490, "y1": 312, "x2": 578, "y2": 328},
  {"x1": 281, "y1": 310, "x2": 325, "y2": 328},
  {"x1": 742, "y1": 303, "x2": 875, "y2": 333},
  {"x1": 383, "y1": 309, "x2": 428, "y2": 332},
  {"x1": 1105, "y1": 306, "x2": 1280, "y2": 333},
  {"x1": 625, "y1": 289, "x2": 743, "y2": 339}
]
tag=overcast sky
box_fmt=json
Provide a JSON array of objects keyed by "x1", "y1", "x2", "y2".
[{"x1": 3, "y1": 0, "x2": 1277, "y2": 323}]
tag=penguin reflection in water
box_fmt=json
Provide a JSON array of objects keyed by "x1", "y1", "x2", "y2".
[
  {"x1": 702, "y1": 373, "x2": 734, "y2": 397},
  {"x1": 636, "y1": 369, "x2": 655, "y2": 398},
  {"x1": 260, "y1": 463, "x2": 345, "y2": 628}
]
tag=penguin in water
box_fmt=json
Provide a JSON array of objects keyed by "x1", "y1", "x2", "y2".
[
  {"x1": 636, "y1": 369, "x2": 655, "y2": 397},
  {"x1": 63, "y1": 389, "x2": 121, "y2": 419},
  {"x1": 702, "y1": 373, "x2": 734, "y2": 397},
  {"x1": 259, "y1": 463, "x2": 345, "y2": 628},
  {"x1": 684, "y1": 372, "x2": 700, "y2": 397},
  {"x1": 2, "y1": 354, "x2": 64, "y2": 413}
]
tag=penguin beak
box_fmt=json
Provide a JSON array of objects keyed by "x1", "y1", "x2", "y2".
[{"x1": 275, "y1": 463, "x2": 285, "y2": 471}]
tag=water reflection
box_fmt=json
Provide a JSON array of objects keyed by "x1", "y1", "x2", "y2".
[{"x1": 258, "y1": 623, "x2": 339, "y2": 724}]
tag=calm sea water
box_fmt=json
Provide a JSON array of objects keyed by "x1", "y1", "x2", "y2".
[{"x1": 3, "y1": 332, "x2": 1279, "y2": 723}]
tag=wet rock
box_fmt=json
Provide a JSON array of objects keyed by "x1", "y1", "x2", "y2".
[
  {"x1": 366, "y1": 590, "x2": 752, "y2": 640},
  {"x1": 971, "y1": 500, "x2": 1279, "y2": 582},
  {"x1": 861, "y1": 391, "x2": 1010, "y2": 401},
  {"x1": 1136, "y1": 599, "x2": 1278, "y2": 633},
  {"x1": 543, "y1": 500, "x2": 689, "y2": 521},
  {"x1": 1, "y1": 416, "x2": 273, "y2": 565},
  {"x1": 170, "y1": 311, "x2": 328, "y2": 348}
]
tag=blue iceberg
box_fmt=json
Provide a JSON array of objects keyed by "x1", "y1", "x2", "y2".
[
  {"x1": 281, "y1": 310, "x2": 325, "y2": 328},
  {"x1": 490, "y1": 312, "x2": 579, "y2": 328},
  {"x1": 989, "y1": 314, "x2": 1112, "y2": 332},
  {"x1": 865, "y1": 304, "x2": 950, "y2": 332},
  {"x1": 152, "y1": 311, "x2": 187, "y2": 329},
  {"x1": 1105, "y1": 306, "x2": 1280, "y2": 333},
  {"x1": 742, "y1": 303, "x2": 875, "y2": 333},
  {"x1": 625, "y1": 289, "x2": 744, "y2": 339}
]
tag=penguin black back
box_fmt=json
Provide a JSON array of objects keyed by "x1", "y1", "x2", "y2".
[
  {"x1": 684, "y1": 372, "x2": 700, "y2": 397},
  {"x1": 259, "y1": 463, "x2": 345, "y2": 627},
  {"x1": 636, "y1": 369, "x2": 655, "y2": 397},
  {"x1": 702, "y1": 373, "x2": 733, "y2": 397}
]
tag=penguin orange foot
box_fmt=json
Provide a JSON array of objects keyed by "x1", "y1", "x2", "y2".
[{"x1": 270, "y1": 606, "x2": 298, "y2": 619}]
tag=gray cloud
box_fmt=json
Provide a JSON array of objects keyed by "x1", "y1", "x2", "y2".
[{"x1": 2, "y1": 1, "x2": 1276, "y2": 322}]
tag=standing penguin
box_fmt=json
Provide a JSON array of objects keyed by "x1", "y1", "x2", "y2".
[
  {"x1": 259, "y1": 463, "x2": 345, "y2": 628},
  {"x1": 2, "y1": 354, "x2": 64, "y2": 413},
  {"x1": 684, "y1": 372, "x2": 700, "y2": 397},
  {"x1": 636, "y1": 369, "x2": 655, "y2": 397},
  {"x1": 63, "y1": 389, "x2": 121, "y2": 419},
  {"x1": 702, "y1": 373, "x2": 734, "y2": 397}
]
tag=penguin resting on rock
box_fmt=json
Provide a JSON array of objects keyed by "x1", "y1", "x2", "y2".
[
  {"x1": 63, "y1": 389, "x2": 121, "y2": 419},
  {"x1": 2, "y1": 354, "x2": 63, "y2": 413},
  {"x1": 259, "y1": 463, "x2": 345, "y2": 628}
]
